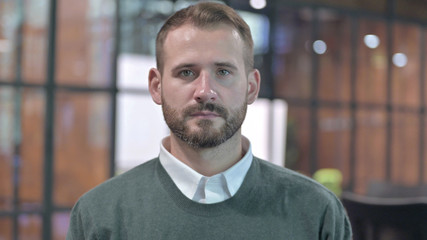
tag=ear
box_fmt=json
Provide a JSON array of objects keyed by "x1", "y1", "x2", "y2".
[
  {"x1": 148, "y1": 68, "x2": 162, "y2": 105},
  {"x1": 246, "y1": 69, "x2": 261, "y2": 104}
]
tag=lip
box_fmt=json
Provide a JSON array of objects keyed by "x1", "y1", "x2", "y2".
[{"x1": 190, "y1": 111, "x2": 220, "y2": 118}]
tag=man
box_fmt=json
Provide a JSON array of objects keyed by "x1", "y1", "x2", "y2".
[{"x1": 67, "y1": 2, "x2": 352, "y2": 239}]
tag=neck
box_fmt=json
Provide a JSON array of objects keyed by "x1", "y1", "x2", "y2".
[{"x1": 165, "y1": 131, "x2": 243, "y2": 176}]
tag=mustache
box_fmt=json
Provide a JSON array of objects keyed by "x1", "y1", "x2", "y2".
[{"x1": 183, "y1": 103, "x2": 228, "y2": 118}]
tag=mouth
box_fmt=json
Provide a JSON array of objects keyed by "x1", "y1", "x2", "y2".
[
  {"x1": 190, "y1": 111, "x2": 221, "y2": 119},
  {"x1": 184, "y1": 103, "x2": 228, "y2": 120}
]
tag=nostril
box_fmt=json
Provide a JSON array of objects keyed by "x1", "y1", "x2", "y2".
[
  {"x1": 195, "y1": 96, "x2": 203, "y2": 102},
  {"x1": 194, "y1": 84, "x2": 217, "y2": 103}
]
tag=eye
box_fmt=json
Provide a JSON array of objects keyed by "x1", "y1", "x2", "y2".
[
  {"x1": 180, "y1": 70, "x2": 194, "y2": 77},
  {"x1": 217, "y1": 69, "x2": 230, "y2": 76}
]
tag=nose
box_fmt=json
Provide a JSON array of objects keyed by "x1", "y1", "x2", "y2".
[{"x1": 193, "y1": 72, "x2": 218, "y2": 103}]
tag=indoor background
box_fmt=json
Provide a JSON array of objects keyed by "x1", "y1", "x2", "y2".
[{"x1": 0, "y1": 0, "x2": 427, "y2": 239}]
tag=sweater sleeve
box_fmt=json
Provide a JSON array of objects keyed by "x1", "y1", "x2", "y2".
[
  {"x1": 66, "y1": 200, "x2": 100, "y2": 240},
  {"x1": 320, "y1": 199, "x2": 352, "y2": 240}
]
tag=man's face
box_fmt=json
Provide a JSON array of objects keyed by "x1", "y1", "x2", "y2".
[{"x1": 153, "y1": 23, "x2": 259, "y2": 148}]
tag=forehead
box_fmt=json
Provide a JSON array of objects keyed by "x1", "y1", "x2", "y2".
[{"x1": 162, "y1": 23, "x2": 246, "y2": 69}]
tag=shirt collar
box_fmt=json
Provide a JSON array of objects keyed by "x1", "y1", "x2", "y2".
[
  {"x1": 159, "y1": 139, "x2": 202, "y2": 200},
  {"x1": 221, "y1": 137, "x2": 253, "y2": 196},
  {"x1": 159, "y1": 136, "x2": 253, "y2": 201}
]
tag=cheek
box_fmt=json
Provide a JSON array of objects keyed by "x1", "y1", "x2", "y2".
[
  {"x1": 226, "y1": 85, "x2": 248, "y2": 103},
  {"x1": 162, "y1": 84, "x2": 187, "y2": 102}
]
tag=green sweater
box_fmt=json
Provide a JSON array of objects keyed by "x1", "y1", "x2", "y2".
[{"x1": 67, "y1": 157, "x2": 352, "y2": 239}]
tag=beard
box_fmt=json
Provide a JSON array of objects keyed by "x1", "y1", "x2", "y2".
[{"x1": 162, "y1": 100, "x2": 247, "y2": 149}]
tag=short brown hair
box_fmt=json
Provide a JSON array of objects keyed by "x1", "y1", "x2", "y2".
[{"x1": 155, "y1": 2, "x2": 254, "y2": 73}]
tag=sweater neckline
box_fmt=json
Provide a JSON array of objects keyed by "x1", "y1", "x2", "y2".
[{"x1": 156, "y1": 157, "x2": 259, "y2": 217}]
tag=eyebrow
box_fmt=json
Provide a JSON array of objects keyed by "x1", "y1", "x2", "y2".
[
  {"x1": 171, "y1": 63, "x2": 197, "y2": 73},
  {"x1": 214, "y1": 62, "x2": 238, "y2": 70},
  {"x1": 170, "y1": 62, "x2": 238, "y2": 73}
]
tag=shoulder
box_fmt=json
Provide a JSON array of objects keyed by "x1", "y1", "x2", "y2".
[
  {"x1": 253, "y1": 157, "x2": 341, "y2": 206},
  {"x1": 252, "y1": 157, "x2": 351, "y2": 233},
  {"x1": 77, "y1": 158, "x2": 159, "y2": 207},
  {"x1": 254, "y1": 157, "x2": 322, "y2": 188},
  {"x1": 67, "y1": 158, "x2": 161, "y2": 238}
]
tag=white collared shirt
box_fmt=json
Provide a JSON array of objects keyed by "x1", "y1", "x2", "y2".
[{"x1": 159, "y1": 136, "x2": 253, "y2": 204}]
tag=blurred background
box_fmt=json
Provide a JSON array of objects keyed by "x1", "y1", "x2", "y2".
[{"x1": 0, "y1": 0, "x2": 426, "y2": 239}]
